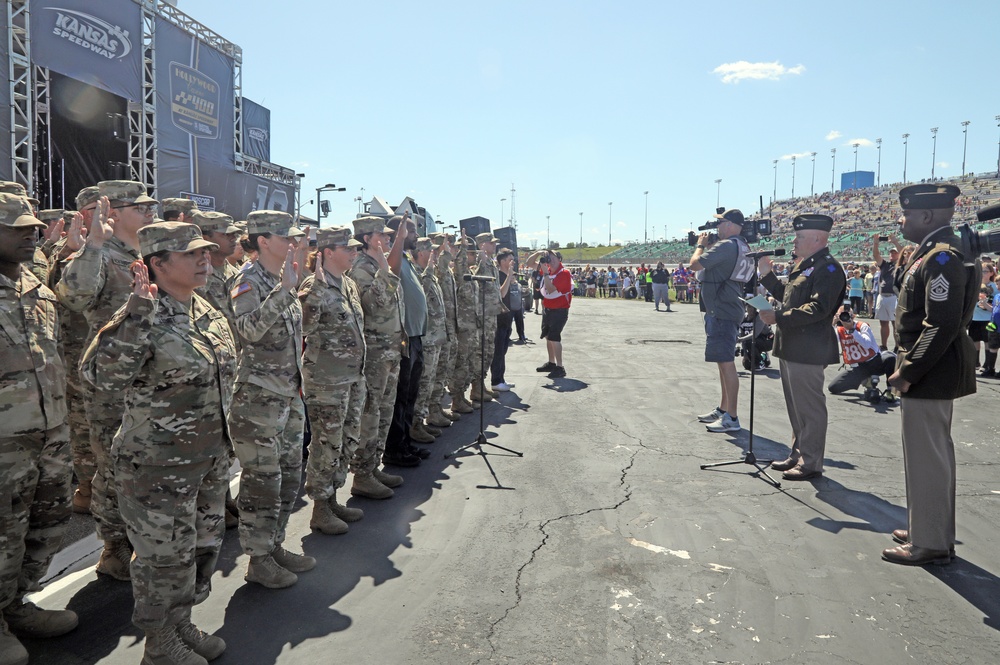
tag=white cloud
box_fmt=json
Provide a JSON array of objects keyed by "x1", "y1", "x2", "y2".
[
  {"x1": 616, "y1": 221, "x2": 628, "y2": 228},
  {"x1": 781, "y1": 151, "x2": 813, "y2": 160},
  {"x1": 712, "y1": 61, "x2": 805, "y2": 84},
  {"x1": 845, "y1": 138, "x2": 874, "y2": 147},
  {"x1": 938, "y1": 162, "x2": 950, "y2": 169},
  {"x1": 826, "y1": 130, "x2": 842, "y2": 141}
]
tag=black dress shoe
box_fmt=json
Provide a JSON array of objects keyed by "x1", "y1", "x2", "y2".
[
  {"x1": 769, "y1": 457, "x2": 798, "y2": 472},
  {"x1": 881, "y1": 543, "x2": 951, "y2": 566},
  {"x1": 383, "y1": 452, "x2": 421, "y2": 467},
  {"x1": 536, "y1": 361, "x2": 557, "y2": 372},
  {"x1": 891, "y1": 529, "x2": 955, "y2": 554},
  {"x1": 548, "y1": 366, "x2": 566, "y2": 378},
  {"x1": 408, "y1": 446, "x2": 431, "y2": 459}
]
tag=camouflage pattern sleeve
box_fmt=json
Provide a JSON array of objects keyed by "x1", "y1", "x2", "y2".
[
  {"x1": 231, "y1": 274, "x2": 296, "y2": 343},
  {"x1": 299, "y1": 275, "x2": 325, "y2": 339},
  {"x1": 81, "y1": 294, "x2": 156, "y2": 394},
  {"x1": 29, "y1": 247, "x2": 49, "y2": 284},
  {"x1": 55, "y1": 244, "x2": 107, "y2": 313}
]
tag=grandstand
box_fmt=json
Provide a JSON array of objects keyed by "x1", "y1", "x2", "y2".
[{"x1": 598, "y1": 172, "x2": 1000, "y2": 265}]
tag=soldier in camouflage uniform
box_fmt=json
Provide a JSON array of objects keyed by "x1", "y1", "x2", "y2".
[
  {"x1": 228, "y1": 211, "x2": 315, "y2": 590},
  {"x1": 36, "y1": 209, "x2": 65, "y2": 259},
  {"x1": 448, "y1": 233, "x2": 480, "y2": 413},
  {"x1": 161, "y1": 197, "x2": 198, "y2": 223},
  {"x1": 82, "y1": 222, "x2": 234, "y2": 665},
  {"x1": 192, "y1": 210, "x2": 242, "y2": 314},
  {"x1": 348, "y1": 216, "x2": 407, "y2": 497},
  {"x1": 428, "y1": 234, "x2": 461, "y2": 423},
  {"x1": 471, "y1": 232, "x2": 504, "y2": 402},
  {"x1": 0, "y1": 183, "x2": 47, "y2": 286},
  {"x1": 48, "y1": 187, "x2": 99, "y2": 515},
  {"x1": 56, "y1": 180, "x2": 158, "y2": 581},
  {"x1": 299, "y1": 227, "x2": 367, "y2": 535},
  {"x1": 412, "y1": 237, "x2": 449, "y2": 441},
  {"x1": 0, "y1": 195, "x2": 78, "y2": 665}
]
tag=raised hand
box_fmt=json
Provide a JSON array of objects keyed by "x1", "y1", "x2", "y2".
[
  {"x1": 44, "y1": 218, "x2": 64, "y2": 242},
  {"x1": 314, "y1": 249, "x2": 327, "y2": 285},
  {"x1": 281, "y1": 244, "x2": 300, "y2": 291},
  {"x1": 131, "y1": 260, "x2": 158, "y2": 299},
  {"x1": 87, "y1": 197, "x2": 114, "y2": 248},
  {"x1": 65, "y1": 213, "x2": 87, "y2": 253}
]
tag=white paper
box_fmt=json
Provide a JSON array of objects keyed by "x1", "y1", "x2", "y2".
[{"x1": 741, "y1": 295, "x2": 773, "y2": 311}]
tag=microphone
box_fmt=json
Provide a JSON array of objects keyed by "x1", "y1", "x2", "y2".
[
  {"x1": 746, "y1": 249, "x2": 786, "y2": 259},
  {"x1": 463, "y1": 274, "x2": 494, "y2": 282}
]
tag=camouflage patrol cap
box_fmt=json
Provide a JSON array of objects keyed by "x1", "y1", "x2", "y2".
[
  {"x1": 191, "y1": 210, "x2": 240, "y2": 235},
  {"x1": 76, "y1": 186, "x2": 100, "y2": 209},
  {"x1": 98, "y1": 180, "x2": 157, "y2": 205},
  {"x1": 414, "y1": 237, "x2": 434, "y2": 252},
  {"x1": 0, "y1": 181, "x2": 39, "y2": 206},
  {"x1": 37, "y1": 209, "x2": 65, "y2": 223},
  {"x1": 138, "y1": 221, "x2": 218, "y2": 257},
  {"x1": 317, "y1": 226, "x2": 362, "y2": 249},
  {"x1": 429, "y1": 233, "x2": 445, "y2": 243},
  {"x1": 353, "y1": 216, "x2": 395, "y2": 236},
  {"x1": 475, "y1": 231, "x2": 499, "y2": 246},
  {"x1": 0, "y1": 193, "x2": 46, "y2": 229},
  {"x1": 62, "y1": 210, "x2": 78, "y2": 224},
  {"x1": 161, "y1": 197, "x2": 198, "y2": 216},
  {"x1": 234, "y1": 220, "x2": 248, "y2": 235},
  {"x1": 246, "y1": 210, "x2": 305, "y2": 237}
]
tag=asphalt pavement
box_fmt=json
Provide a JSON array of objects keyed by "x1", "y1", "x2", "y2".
[{"x1": 25, "y1": 295, "x2": 1000, "y2": 664}]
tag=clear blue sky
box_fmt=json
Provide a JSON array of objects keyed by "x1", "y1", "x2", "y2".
[{"x1": 185, "y1": 0, "x2": 1000, "y2": 247}]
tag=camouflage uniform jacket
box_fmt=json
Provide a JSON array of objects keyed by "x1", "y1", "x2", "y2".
[
  {"x1": 473, "y1": 253, "x2": 505, "y2": 317},
  {"x1": 81, "y1": 292, "x2": 236, "y2": 465},
  {"x1": 199, "y1": 260, "x2": 239, "y2": 314},
  {"x1": 348, "y1": 251, "x2": 404, "y2": 349},
  {"x1": 299, "y1": 270, "x2": 366, "y2": 400},
  {"x1": 435, "y1": 253, "x2": 458, "y2": 336},
  {"x1": 0, "y1": 266, "x2": 67, "y2": 436},
  {"x1": 29, "y1": 247, "x2": 49, "y2": 284},
  {"x1": 45, "y1": 237, "x2": 89, "y2": 386},
  {"x1": 229, "y1": 261, "x2": 303, "y2": 398},
  {"x1": 453, "y1": 245, "x2": 478, "y2": 333},
  {"x1": 55, "y1": 236, "x2": 140, "y2": 349},
  {"x1": 419, "y1": 261, "x2": 447, "y2": 346}
]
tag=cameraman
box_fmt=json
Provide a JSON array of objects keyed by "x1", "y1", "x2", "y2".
[
  {"x1": 525, "y1": 249, "x2": 572, "y2": 378},
  {"x1": 690, "y1": 208, "x2": 754, "y2": 433},
  {"x1": 828, "y1": 306, "x2": 896, "y2": 396}
]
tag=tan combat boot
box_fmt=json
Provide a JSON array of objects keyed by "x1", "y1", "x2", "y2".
[
  {"x1": 470, "y1": 383, "x2": 491, "y2": 403},
  {"x1": 141, "y1": 624, "x2": 207, "y2": 665},
  {"x1": 330, "y1": 491, "x2": 364, "y2": 522},
  {"x1": 409, "y1": 420, "x2": 435, "y2": 443},
  {"x1": 0, "y1": 616, "x2": 28, "y2": 665},
  {"x1": 72, "y1": 476, "x2": 92, "y2": 514},
  {"x1": 449, "y1": 394, "x2": 474, "y2": 414},
  {"x1": 372, "y1": 468, "x2": 403, "y2": 489},
  {"x1": 96, "y1": 538, "x2": 132, "y2": 581},
  {"x1": 3, "y1": 599, "x2": 77, "y2": 639},
  {"x1": 244, "y1": 555, "x2": 297, "y2": 589},
  {"x1": 351, "y1": 473, "x2": 394, "y2": 499},
  {"x1": 309, "y1": 501, "x2": 348, "y2": 535},
  {"x1": 177, "y1": 613, "x2": 226, "y2": 661},
  {"x1": 427, "y1": 409, "x2": 453, "y2": 428},
  {"x1": 272, "y1": 546, "x2": 317, "y2": 572},
  {"x1": 422, "y1": 420, "x2": 443, "y2": 436},
  {"x1": 483, "y1": 382, "x2": 499, "y2": 399}
]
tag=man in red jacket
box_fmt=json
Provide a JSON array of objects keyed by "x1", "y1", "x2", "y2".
[{"x1": 526, "y1": 250, "x2": 573, "y2": 378}]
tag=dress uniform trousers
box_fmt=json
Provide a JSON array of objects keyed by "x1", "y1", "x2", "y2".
[
  {"x1": 778, "y1": 359, "x2": 828, "y2": 472},
  {"x1": 900, "y1": 397, "x2": 956, "y2": 552}
]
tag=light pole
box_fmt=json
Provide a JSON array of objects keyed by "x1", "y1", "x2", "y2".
[
  {"x1": 546, "y1": 215, "x2": 551, "y2": 250},
  {"x1": 643, "y1": 191, "x2": 649, "y2": 244},
  {"x1": 500, "y1": 198, "x2": 506, "y2": 227},
  {"x1": 579, "y1": 212, "x2": 584, "y2": 261},
  {"x1": 791, "y1": 157, "x2": 797, "y2": 198},
  {"x1": 316, "y1": 183, "x2": 345, "y2": 227},
  {"x1": 810, "y1": 152, "x2": 817, "y2": 196},
  {"x1": 852, "y1": 142, "x2": 860, "y2": 189},
  {"x1": 996, "y1": 115, "x2": 1000, "y2": 178},
  {"x1": 930, "y1": 127, "x2": 939, "y2": 179},
  {"x1": 772, "y1": 159, "x2": 778, "y2": 202},
  {"x1": 830, "y1": 148, "x2": 836, "y2": 193},
  {"x1": 961, "y1": 120, "x2": 971, "y2": 177},
  {"x1": 902, "y1": 133, "x2": 910, "y2": 183},
  {"x1": 713, "y1": 180, "x2": 721, "y2": 208},
  {"x1": 607, "y1": 202, "x2": 612, "y2": 246},
  {"x1": 875, "y1": 138, "x2": 882, "y2": 186}
]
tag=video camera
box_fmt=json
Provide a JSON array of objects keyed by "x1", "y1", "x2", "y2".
[
  {"x1": 688, "y1": 207, "x2": 772, "y2": 246},
  {"x1": 957, "y1": 203, "x2": 1000, "y2": 259}
]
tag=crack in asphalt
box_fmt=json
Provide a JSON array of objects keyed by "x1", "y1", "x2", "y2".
[{"x1": 474, "y1": 413, "x2": 641, "y2": 664}]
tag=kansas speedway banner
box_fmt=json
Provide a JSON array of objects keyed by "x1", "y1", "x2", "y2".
[
  {"x1": 242, "y1": 98, "x2": 271, "y2": 162},
  {"x1": 29, "y1": 0, "x2": 143, "y2": 101}
]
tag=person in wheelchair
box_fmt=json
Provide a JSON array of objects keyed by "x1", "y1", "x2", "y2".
[{"x1": 828, "y1": 305, "x2": 896, "y2": 401}]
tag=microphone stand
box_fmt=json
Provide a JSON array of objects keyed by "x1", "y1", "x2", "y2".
[{"x1": 700, "y1": 254, "x2": 781, "y2": 488}]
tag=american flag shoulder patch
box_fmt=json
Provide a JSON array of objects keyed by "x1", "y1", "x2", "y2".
[{"x1": 231, "y1": 282, "x2": 252, "y2": 299}]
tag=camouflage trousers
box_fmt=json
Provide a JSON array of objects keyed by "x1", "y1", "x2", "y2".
[
  {"x1": 85, "y1": 393, "x2": 128, "y2": 541},
  {"x1": 351, "y1": 345, "x2": 400, "y2": 476},
  {"x1": 415, "y1": 343, "x2": 442, "y2": 420},
  {"x1": 304, "y1": 378, "x2": 366, "y2": 501},
  {"x1": 66, "y1": 377, "x2": 94, "y2": 488},
  {"x1": 449, "y1": 327, "x2": 477, "y2": 397},
  {"x1": 430, "y1": 333, "x2": 455, "y2": 409},
  {"x1": 473, "y1": 315, "x2": 498, "y2": 383},
  {"x1": 229, "y1": 384, "x2": 305, "y2": 557},
  {"x1": 0, "y1": 424, "x2": 71, "y2": 610},
  {"x1": 115, "y1": 453, "x2": 227, "y2": 630}
]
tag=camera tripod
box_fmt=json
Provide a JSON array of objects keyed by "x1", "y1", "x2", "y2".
[{"x1": 700, "y1": 267, "x2": 781, "y2": 488}]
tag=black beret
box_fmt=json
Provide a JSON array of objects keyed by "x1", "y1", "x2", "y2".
[
  {"x1": 713, "y1": 208, "x2": 745, "y2": 226},
  {"x1": 792, "y1": 214, "x2": 834, "y2": 232},
  {"x1": 899, "y1": 184, "x2": 960, "y2": 210}
]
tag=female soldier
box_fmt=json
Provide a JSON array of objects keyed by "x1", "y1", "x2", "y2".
[{"x1": 82, "y1": 221, "x2": 236, "y2": 664}]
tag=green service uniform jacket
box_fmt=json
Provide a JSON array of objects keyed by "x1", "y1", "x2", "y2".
[
  {"x1": 894, "y1": 226, "x2": 978, "y2": 400},
  {"x1": 760, "y1": 248, "x2": 846, "y2": 366}
]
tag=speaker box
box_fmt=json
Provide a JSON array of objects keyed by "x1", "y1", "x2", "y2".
[
  {"x1": 493, "y1": 226, "x2": 517, "y2": 251},
  {"x1": 459, "y1": 216, "x2": 490, "y2": 238}
]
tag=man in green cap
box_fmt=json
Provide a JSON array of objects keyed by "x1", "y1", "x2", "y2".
[
  {"x1": 470, "y1": 232, "x2": 504, "y2": 402},
  {"x1": 192, "y1": 210, "x2": 242, "y2": 313},
  {"x1": 412, "y1": 237, "x2": 449, "y2": 441},
  {"x1": 428, "y1": 233, "x2": 461, "y2": 423},
  {"x1": 448, "y1": 231, "x2": 480, "y2": 412}
]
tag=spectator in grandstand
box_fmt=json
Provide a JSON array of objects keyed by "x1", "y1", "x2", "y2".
[
  {"x1": 873, "y1": 234, "x2": 903, "y2": 349},
  {"x1": 651, "y1": 261, "x2": 672, "y2": 311},
  {"x1": 828, "y1": 306, "x2": 896, "y2": 396}
]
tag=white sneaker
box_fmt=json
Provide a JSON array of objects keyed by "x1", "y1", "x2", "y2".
[
  {"x1": 697, "y1": 407, "x2": 724, "y2": 423},
  {"x1": 491, "y1": 382, "x2": 513, "y2": 392},
  {"x1": 706, "y1": 413, "x2": 741, "y2": 433}
]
